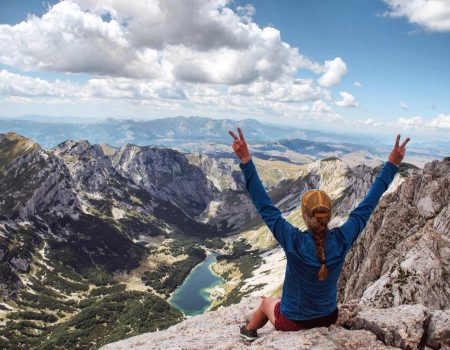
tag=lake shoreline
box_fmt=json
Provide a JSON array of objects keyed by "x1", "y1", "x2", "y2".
[{"x1": 168, "y1": 252, "x2": 225, "y2": 316}]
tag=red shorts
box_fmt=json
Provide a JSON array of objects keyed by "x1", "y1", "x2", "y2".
[{"x1": 274, "y1": 302, "x2": 339, "y2": 331}]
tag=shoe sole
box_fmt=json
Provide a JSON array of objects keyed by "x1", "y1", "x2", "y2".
[{"x1": 240, "y1": 333, "x2": 257, "y2": 341}]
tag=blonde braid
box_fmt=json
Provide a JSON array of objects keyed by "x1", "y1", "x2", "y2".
[{"x1": 303, "y1": 208, "x2": 329, "y2": 281}]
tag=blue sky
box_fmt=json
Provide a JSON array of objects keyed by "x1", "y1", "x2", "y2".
[{"x1": 0, "y1": 0, "x2": 449, "y2": 141}]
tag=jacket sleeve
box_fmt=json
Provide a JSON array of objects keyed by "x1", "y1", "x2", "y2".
[
  {"x1": 240, "y1": 159, "x2": 299, "y2": 251},
  {"x1": 337, "y1": 161, "x2": 399, "y2": 251}
]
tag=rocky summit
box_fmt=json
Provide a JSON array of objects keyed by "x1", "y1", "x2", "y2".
[{"x1": 101, "y1": 296, "x2": 449, "y2": 350}]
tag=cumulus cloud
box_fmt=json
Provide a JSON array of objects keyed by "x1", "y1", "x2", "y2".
[
  {"x1": 76, "y1": 0, "x2": 253, "y2": 50},
  {"x1": 312, "y1": 100, "x2": 332, "y2": 113},
  {"x1": 228, "y1": 78, "x2": 321, "y2": 102},
  {"x1": 397, "y1": 116, "x2": 424, "y2": 129},
  {"x1": 0, "y1": 70, "x2": 77, "y2": 97},
  {"x1": 357, "y1": 118, "x2": 383, "y2": 127},
  {"x1": 428, "y1": 114, "x2": 450, "y2": 129},
  {"x1": 397, "y1": 114, "x2": 450, "y2": 130},
  {"x1": 0, "y1": 2, "x2": 161, "y2": 78},
  {"x1": 318, "y1": 57, "x2": 347, "y2": 88},
  {"x1": 0, "y1": 1, "x2": 356, "y2": 124},
  {"x1": 0, "y1": 0, "x2": 318, "y2": 85},
  {"x1": 383, "y1": 0, "x2": 450, "y2": 32},
  {"x1": 354, "y1": 81, "x2": 363, "y2": 88},
  {"x1": 400, "y1": 102, "x2": 408, "y2": 110},
  {"x1": 335, "y1": 91, "x2": 358, "y2": 107}
]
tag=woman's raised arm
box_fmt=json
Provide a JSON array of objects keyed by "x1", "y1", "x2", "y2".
[
  {"x1": 230, "y1": 128, "x2": 299, "y2": 251},
  {"x1": 337, "y1": 135, "x2": 410, "y2": 250}
]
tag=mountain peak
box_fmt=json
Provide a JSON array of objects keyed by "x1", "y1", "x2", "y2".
[
  {"x1": 0, "y1": 132, "x2": 38, "y2": 168},
  {"x1": 52, "y1": 139, "x2": 95, "y2": 158},
  {"x1": 0, "y1": 132, "x2": 36, "y2": 147}
]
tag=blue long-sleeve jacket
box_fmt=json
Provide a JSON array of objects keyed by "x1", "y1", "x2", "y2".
[{"x1": 240, "y1": 159, "x2": 398, "y2": 320}]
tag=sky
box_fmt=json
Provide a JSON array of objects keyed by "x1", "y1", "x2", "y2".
[{"x1": 0, "y1": 0, "x2": 449, "y2": 141}]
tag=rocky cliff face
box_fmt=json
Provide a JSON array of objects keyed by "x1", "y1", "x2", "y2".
[
  {"x1": 113, "y1": 144, "x2": 213, "y2": 218},
  {"x1": 339, "y1": 158, "x2": 450, "y2": 310},
  {"x1": 52, "y1": 139, "x2": 254, "y2": 234},
  {"x1": 0, "y1": 133, "x2": 79, "y2": 220}
]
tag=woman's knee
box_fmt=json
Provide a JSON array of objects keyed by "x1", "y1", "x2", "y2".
[
  {"x1": 260, "y1": 297, "x2": 278, "y2": 312},
  {"x1": 259, "y1": 296, "x2": 279, "y2": 325}
]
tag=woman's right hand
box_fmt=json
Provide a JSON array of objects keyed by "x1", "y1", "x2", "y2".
[
  {"x1": 229, "y1": 127, "x2": 251, "y2": 164},
  {"x1": 388, "y1": 134, "x2": 410, "y2": 165}
]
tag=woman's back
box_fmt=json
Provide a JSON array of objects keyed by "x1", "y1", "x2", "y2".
[{"x1": 280, "y1": 228, "x2": 347, "y2": 320}]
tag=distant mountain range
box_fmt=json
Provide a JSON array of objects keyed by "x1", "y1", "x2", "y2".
[
  {"x1": 0, "y1": 115, "x2": 446, "y2": 168},
  {"x1": 0, "y1": 115, "x2": 381, "y2": 148}
]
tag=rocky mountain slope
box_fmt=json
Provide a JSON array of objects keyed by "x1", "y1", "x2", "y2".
[
  {"x1": 0, "y1": 132, "x2": 240, "y2": 349},
  {"x1": 102, "y1": 296, "x2": 450, "y2": 350},
  {"x1": 339, "y1": 158, "x2": 450, "y2": 310},
  {"x1": 0, "y1": 132, "x2": 303, "y2": 349}
]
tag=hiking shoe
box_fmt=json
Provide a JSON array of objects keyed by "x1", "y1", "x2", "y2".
[{"x1": 240, "y1": 324, "x2": 257, "y2": 341}]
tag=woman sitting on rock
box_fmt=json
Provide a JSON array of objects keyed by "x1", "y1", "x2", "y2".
[{"x1": 228, "y1": 128, "x2": 409, "y2": 341}]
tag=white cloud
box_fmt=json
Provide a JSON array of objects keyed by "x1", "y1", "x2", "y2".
[
  {"x1": 397, "y1": 116, "x2": 424, "y2": 129},
  {"x1": 318, "y1": 57, "x2": 347, "y2": 88},
  {"x1": 428, "y1": 114, "x2": 450, "y2": 129},
  {"x1": 335, "y1": 91, "x2": 358, "y2": 107},
  {"x1": 0, "y1": 70, "x2": 77, "y2": 97},
  {"x1": 312, "y1": 100, "x2": 332, "y2": 113},
  {"x1": 354, "y1": 81, "x2": 363, "y2": 88},
  {"x1": 400, "y1": 102, "x2": 408, "y2": 110},
  {"x1": 0, "y1": 1, "x2": 356, "y2": 124},
  {"x1": 397, "y1": 114, "x2": 450, "y2": 132},
  {"x1": 168, "y1": 27, "x2": 302, "y2": 84},
  {"x1": 397, "y1": 114, "x2": 450, "y2": 131},
  {"x1": 0, "y1": 2, "x2": 160, "y2": 78},
  {"x1": 4, "y1": 96, "x2": 75, "y2": 105},
  {"x1": 0, "y1": 0, "x2": 318, "y2": 85},
  {"x1": 228, "y1": 78, "x2": 321, "y2": 102},
  {"x1": 383, "y1": 0, "x2": 450, "y2": 32},
  {"x1": 0, "y1": 69, "x2": 334, "y2": 121},
  {"x1": 357, "y1": 118, "x2": 383, "y2": 127}
]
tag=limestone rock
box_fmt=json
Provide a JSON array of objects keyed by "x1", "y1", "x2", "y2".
[
  {"x1": 349, "y1": 304, "x2": 430, "y2": 350},
  {"x1": 101, "y1": 298, "x2": 399, "y2": 350},
  {"x1": 339, "y1": 158, "x2": 450, "y2": 310},
  {"x1": 426, "y1": 309, "x2": 450, "y2": 350}
]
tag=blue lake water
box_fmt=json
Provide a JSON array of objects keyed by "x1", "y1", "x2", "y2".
[{"x1": 169, "y1": 253, "x2": 224, "y2": 316}]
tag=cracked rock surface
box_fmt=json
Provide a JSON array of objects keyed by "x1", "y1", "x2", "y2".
[
  {"x1": 426, "y1": 309, "x2": 450, "y2": 350},
  {"x1": 348, "y1": 304, "x2": 430, "y2": 350},
  {"x1": 101, "y1": 297, "x2": 438, "y2": 350}
]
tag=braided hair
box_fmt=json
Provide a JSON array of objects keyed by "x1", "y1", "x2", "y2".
[
  {"x1": 302, "y1": 208, "x2": 330, "y2": 280},
  {"x1": 301, "y1": 190, "x2": 331, "y2": 281}
]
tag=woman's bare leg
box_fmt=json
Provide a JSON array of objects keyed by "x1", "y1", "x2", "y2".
[{"x1": 246, "y1": 296, "x2": 280, "y2": 331}]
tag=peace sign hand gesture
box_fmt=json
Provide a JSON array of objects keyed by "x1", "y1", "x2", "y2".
[
  {"x1": 229, "y1": 127, "x2": 251, "y2": 164},
  {"x1": 388, "y1": 134, "x2": 410, "y2": 166}
]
